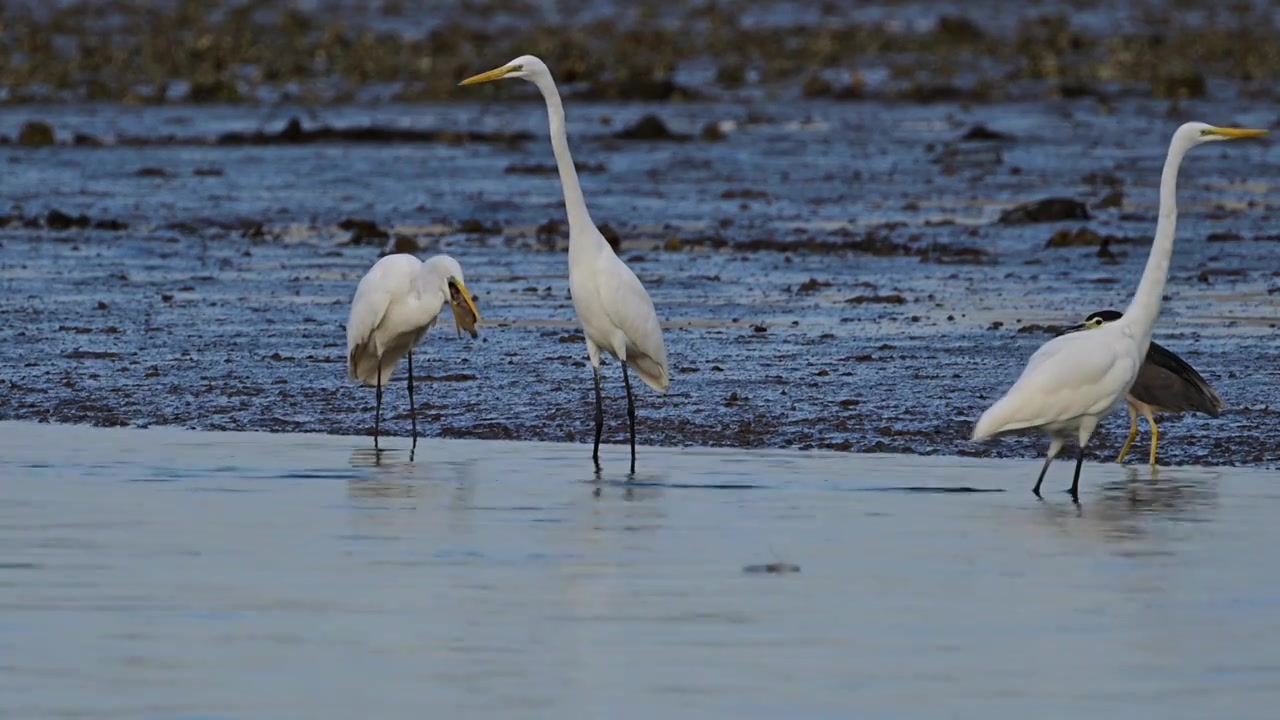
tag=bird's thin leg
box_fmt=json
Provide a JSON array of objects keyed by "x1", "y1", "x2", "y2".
[
  {"x1": 622, "y1": 362, "x2": 637, "y2": 474},
  {"x1": 1116, "y1": 404, "x2": 1139, "y2": 463},
  {"x1": 407, "y1": 349, "x2": 418, "y2": 441},
  {"x1": 1032, "y1": 437, "x2": 1065, "y2": 499},
  {"x1": 1143, "y1": 406, "x2": 1159, "y2": 468},
  {"x1": 374, "y1": 361, "x2": 382, "y2": 449},
  {"x1": 592, "y1": 366, "x2": 604, "y2": 469},
  {"x1": 1069, "y1": 447, "x2": 1085, "y2": 504},
  {"x1": 1032, "y1": 456, "x2": 1054, "y2": 499}
]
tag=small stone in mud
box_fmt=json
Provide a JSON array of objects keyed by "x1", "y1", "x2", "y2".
[
  {"x1": 161, "y1": 293, "x2": 174, "y2": 303},
  {"x1": 338, "y1": 218, "x2": 389, "y2": 245},
  {"x1": 1207, "y1": 232, "x2": 1243, "y2": 243},
  {"x1": 1046, "y1": 227, "x2": 1103, "y2": 248},
  {"x1": 796, "y1": 277, "x2": 831, "y2": 294},
  {"x1": 193, "y1": 167, "x2": 224, "y2": 176},
  {"x1": 998, "y1": 198, "x2": 1089, "y2": 225},
  {"x1": 135, "y1": 167, "x2": 170, "y2": 177},
  {"x1": 844, "y1": 293, "x2": 906, "y2": 305},
  {"x1": 92, "y1": 219, "x2": 128, "y2": 231},
  {"x1": 96, "y1": 301, "x2": 108, "y2": 310},
  {"x1": 662, "y1": 237, "x2": 683, "y2": 252},
  {"x1": 751, "y1": 324, "x2": 767, "y2": 333},
  {"x1": 743, "y1": 562, "x2": 800, "y2": 575},
  {"x1": 613, "y1": 115, "x2": 690, "y2": 141},
  {"x1": 559, "y1": 333, "x2": 584, "y2": 344},
  {"x1": 700, "y1": 122, "x2": 726, "y2": 142},
  {"x1": 960, "y1": 124, "x2": 1011, "y2": 141},
  {"x1": 73, "y1": 132, "x2": 103, "y2": 147},
  {"x1": 18, "y1": 121, "x2": 55, "y2": 147}
]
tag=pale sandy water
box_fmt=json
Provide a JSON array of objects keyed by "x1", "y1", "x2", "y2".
[{"x1": 2, "y1": 422, "x2": 1280, "y2": 719}]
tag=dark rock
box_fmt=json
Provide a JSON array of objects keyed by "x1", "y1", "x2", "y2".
[
  {"x1": 135, "y1": 167, "x2": 171, "y2": 177},
  {"x1": 17, "y1": 121, "x2": 55, "y2": 147},
  {"x1": 1094, "y1": 190, "x2": 1124, "y2": 209},
  {"x1": 46, "y1": 210, "x2": 91, "y2": 230},
  {"x1": 456, "y1": 218, "x2": 499, "y2": 234},
  {"x1": 700, "y1": 122, "x2": 727, "y2": 142},
  {"x1": 960, "y1": 124, "x2": 1011, "y2": 141},
  {"x1": 382, "y1": 235, "x2": 420, "y2": 255},
  {"x1": 998, "y1": 197, "x2": 1089, "y2": 224},
  {"x1": 338, "y1": 218, "x2": 389, "y2": 245},
  {"x1": 193, "y1": 167, "x2": 224, "y2": 176},
  {"x1": 1046, "y1": 227, "x2": 1103, "y2": 248},
  {"x1": 844, "y1": 294, "x2": 907, "y2": 305},
  {"x1": 72, "y1": 132, "x2": 104, "y2": 147},
  {"x1": 613, "y1": 115, "x2": 690, "y2": 141},
  {"x1": 598, "y1": 223, "x2": 622, "y2": 252},
  {"x1": 796, "y1": 278, "x2": 831, "y2": 294},
  {"x1": 1207, "y1": 232, "x2": 1243, "y2": 243},
  {"x1": 802, "y1": 75, "x2": 834, "y2": 98},
  {"x1": 92, "y1": 219, "x2": 129, "y2": 231},
  {"x1": 505, "y1": 161, "x2": 604, "y2": 175}
]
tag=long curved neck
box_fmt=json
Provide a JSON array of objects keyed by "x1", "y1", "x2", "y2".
[
  {"x1": 532, "y1": 73, "x2": 597, "y2": 239},
  {"x1": 1122, "y1": 135, "x2": 1189, "y2": 345}
]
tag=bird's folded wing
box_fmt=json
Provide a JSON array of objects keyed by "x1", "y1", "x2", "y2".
[{"x1": 597, "y1": 252, "x2": 667, "y2": 367}]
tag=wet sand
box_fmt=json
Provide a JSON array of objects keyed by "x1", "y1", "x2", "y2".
[
  {"x1": 0, "y1": 100, "x2": 1276, "y2": 467},
  {"x1": 3, "y1": 421, "x2": 1280, "y2": 719}
]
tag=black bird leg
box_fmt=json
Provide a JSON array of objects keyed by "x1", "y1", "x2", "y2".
[
  {"x1": 622, "y1": 362, "x2": 637, "y2": 474},
  {"x1": 1032, "y1": 455, "x2": 1054, "y2": 499},
  {"x1": 374, "y1": 361, "x2": 382, "y2": 449},
  {"x1": 592, "y1": 365, "x2": 604, "y2": 469},
  {"x1": 407, "y1": 349, "x2": 418, "y2": 441},
  {"x1": 1069, "y1": 447, "x2": 1084, "y2": 504}
]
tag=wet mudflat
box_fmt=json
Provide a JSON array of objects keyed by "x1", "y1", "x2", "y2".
[
  {"x1": 3, "y1": 421, "x2": 1280, "y2": 719},
  {"x1": 1, "y1": 96, "x2": 1277, "y2": 467}
]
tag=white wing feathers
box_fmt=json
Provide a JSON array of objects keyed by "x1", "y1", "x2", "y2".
[
  {"x1": 597, "y1": 251, "x2": 669, "y2": 392},
  {"x1": 973, "y1": 332, "x2": 1136, "y2": 439}
]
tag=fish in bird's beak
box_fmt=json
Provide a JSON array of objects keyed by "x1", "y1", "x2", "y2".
[
  {"x1": 458, "y1": 65, "x2": 516, "y2": 86},
  {"x1": 448, "y1": 278, "x2": 480, "y2": 338}
]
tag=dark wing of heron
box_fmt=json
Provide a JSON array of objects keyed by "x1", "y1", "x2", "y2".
[{"x1": 1130, "y1": 340, "x2": 1224, "y2": 416}]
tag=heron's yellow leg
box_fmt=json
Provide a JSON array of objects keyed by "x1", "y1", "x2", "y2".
[
  {"x1": 1115, "y1": 404, "x2": 1139, "y2": 463},
  {"x1": 1143, "y1": 405, "x2": 1159, "y2": 467}
]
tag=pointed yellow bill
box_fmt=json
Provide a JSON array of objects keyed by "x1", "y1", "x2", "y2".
[
  {"x1": 448, "y1": 279, "x2": 480, "y2": 338},
  {"x1": 458, "y1": 65, "x2": 515, "y2": 86},
  {"x1": 1209, "y1": 127, "x2": 1269, "y2": 139}
]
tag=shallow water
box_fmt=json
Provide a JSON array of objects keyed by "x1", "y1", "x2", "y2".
[{"x1": 3, "y1": 421, "x2": 1280, "y2": 719}]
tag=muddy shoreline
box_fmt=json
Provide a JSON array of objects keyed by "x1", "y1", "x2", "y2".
[{"x1": 0, "y1": 94, "x2": 1277, "y2": 469}]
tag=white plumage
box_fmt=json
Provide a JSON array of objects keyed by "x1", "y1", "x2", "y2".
[
  {"x1": 461, "y1": 54, "x2": 669, "y2": 472},
  {"x1": 972, "y1": 121, "x2": 1266, "y2": 500},
  {"x1": 345, "y1": 253, "x2": 479, "y2": 443}
]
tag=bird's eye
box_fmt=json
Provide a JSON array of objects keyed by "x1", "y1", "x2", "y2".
[
  {"x1": 1200, "y1": 129, "x2": 1211, "y2": 136},
  {"x1": 512, "y1": 64, "x2": 523, "y2": 71}
]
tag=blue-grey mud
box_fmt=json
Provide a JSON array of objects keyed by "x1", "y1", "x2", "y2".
[
  {"x1": 4, "y1": 421, "x2": 1280, "y2": 719},
  {"x1": 0, "y1": 0, "x2": 1278, "y2": 469}
]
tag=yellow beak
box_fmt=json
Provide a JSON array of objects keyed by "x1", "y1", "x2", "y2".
[
  {"x1": 448, "y1": 278, "x2": 481, "y2": 338},
  {"x1": 459, "y1": 65, "x2": 515, "y2": 86},
  {"x1": 1210, "y1": 127, "x2": 1269, "y2": 139}
]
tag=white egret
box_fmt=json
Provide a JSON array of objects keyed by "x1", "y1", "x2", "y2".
[
  {"x1": 1061, "y1": 309, "x2": 1224, "y2": 467},
  {"x1": 460, "y1": 55, "x2": 669, "y2": 474},
  {"x1": 971, "y1": 122, "x2": 1266, "y2": 501},
  {"x1": 346, "y1": 253, "x2": 480, "y2": 445}
]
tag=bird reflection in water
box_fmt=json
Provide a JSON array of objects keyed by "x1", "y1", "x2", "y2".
[
  {"x1": 347, "y1": 440, "x2": 420, "y2": 500},
  {"x1": 1037, "y1": 466, "x2": 1220, "y2": 545}
]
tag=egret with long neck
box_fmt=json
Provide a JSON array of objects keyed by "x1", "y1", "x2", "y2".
[
  {"x1": 971, "y1": 122, "x2": 1266, "y2": 501},
  {"x1": 460, "y1": 55, "x2": 670, "y2": 474}
]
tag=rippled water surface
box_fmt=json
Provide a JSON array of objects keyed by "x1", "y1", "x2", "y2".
[{"x1": 3, "y1": 421, "x2": 1279, "y2": 719}]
